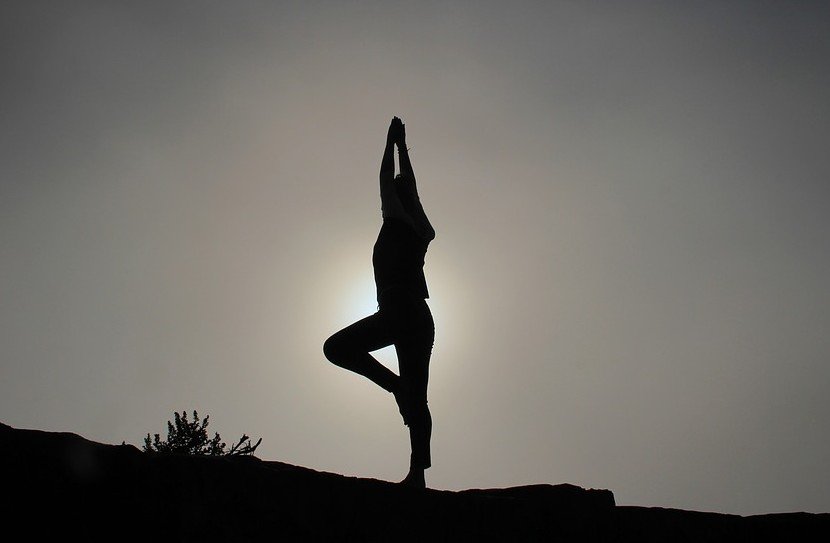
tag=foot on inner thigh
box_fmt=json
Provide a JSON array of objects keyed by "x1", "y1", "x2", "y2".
[{"x1": 392, "y1": 380, "x2": 412, "y2": 426}]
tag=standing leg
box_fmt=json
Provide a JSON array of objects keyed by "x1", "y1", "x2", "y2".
[
  {"x1": 398, "y1": 340, "x2": 433, "y2": 471},
  {"x1": 396, "y1": 301, "x2": 435, "y2": 486},
  {"x1": 323, "y1": 313, "x2": 398, "y2": 392}
]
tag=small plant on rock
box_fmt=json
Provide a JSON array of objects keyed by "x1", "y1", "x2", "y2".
[{"x1": 143, "y1": 410, "x2": 261, "y2": 456}]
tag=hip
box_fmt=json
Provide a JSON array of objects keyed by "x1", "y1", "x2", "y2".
[{"x1": 377, "y1": 287, "x2": 434, "y2": 340}]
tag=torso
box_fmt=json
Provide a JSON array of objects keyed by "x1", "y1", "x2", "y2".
[{"x1": 372, "y1": 217, "x2": 430, "y2": 302}]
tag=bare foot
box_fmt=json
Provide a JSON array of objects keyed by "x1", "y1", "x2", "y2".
[{"x1": 399, "y1": 469, "x2": 425, "y2": 488}]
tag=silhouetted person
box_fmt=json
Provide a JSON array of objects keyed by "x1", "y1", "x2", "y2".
[{"x1": 324, "y1": 116, "x2": 436, "y2": 488}]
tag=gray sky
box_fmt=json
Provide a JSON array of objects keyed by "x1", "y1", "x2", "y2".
[{"x1": 2, "y1": 1, "x2": 829, "y2": 515}]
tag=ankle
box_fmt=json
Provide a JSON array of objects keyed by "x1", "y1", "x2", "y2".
[{"x1": 400, "y1": 468, "x2": 426, "y2": 488}]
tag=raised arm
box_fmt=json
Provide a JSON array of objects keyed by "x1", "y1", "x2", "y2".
[
  {"x1": 398, "y1": 123, "x2": 414, "y2": 179},
  {"x1": 380, "y1": 121, "x2": 397, "y2": 183},
  {"x1": 396, "y1": 122, "x2": 435, "y2": 241},
  {"x1": 379, "y1": 117, "x2": 409, "y2": 222}
]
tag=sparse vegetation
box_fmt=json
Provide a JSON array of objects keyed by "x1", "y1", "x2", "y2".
[{"x1": 143, "y1": 410, "x2": 261, "y2": 456}]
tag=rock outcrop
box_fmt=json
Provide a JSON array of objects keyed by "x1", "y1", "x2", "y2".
[{"x1": 1, "y1": 422, "x2": 827, "y2": 541}]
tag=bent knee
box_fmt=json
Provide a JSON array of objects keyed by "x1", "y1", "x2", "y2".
[{"x1": 323, "y1": 334, "x2": 344, "y2": 364}]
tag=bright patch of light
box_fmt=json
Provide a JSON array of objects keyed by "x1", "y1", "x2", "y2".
[
  {"x1": 339, "y1": 274, "x2": 399, "y2": 370},
  {"x1": 341, "y1": 275, "x2": 378, "y2": 324}
]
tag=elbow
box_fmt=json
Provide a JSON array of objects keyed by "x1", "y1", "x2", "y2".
[{"x1": 420, "y1": 224, "x2": 435, "y2": 242}]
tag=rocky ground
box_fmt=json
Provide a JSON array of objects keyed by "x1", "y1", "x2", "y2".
[{"x1": 2, "y1": 422, "x2": 826, "y2": 541}]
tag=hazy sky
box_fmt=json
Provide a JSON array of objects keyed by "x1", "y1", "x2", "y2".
[{"x1": 2, "y1": 1, "x2": 829, "y2": 515}]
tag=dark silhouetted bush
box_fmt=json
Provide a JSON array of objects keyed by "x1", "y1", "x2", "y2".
[{"x1": 143, "y1": 410, "x2": 261, "y2": 456}]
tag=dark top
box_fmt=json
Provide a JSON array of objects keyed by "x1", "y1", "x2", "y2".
[{"x1": 373, "y1": 217, "x2": 430, "y2": 302}]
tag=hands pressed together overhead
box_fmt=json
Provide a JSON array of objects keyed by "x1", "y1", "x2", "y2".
[
  {"x1": 380, "y1": 115, "x2": 416, "y2": 189},
  {"x1": 387, "y1": 116, "x2": 406, "y2": 147}
]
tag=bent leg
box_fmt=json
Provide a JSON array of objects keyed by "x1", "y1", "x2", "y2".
[{"x1": 323, "y1": 313, "x2": 398, "y2": 392}]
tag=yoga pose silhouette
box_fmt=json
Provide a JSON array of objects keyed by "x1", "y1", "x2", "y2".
[{"x1": 324, "y1": 116, "x2": 436, "y2": 488}]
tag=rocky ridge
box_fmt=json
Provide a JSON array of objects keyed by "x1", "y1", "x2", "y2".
[{"x1": 2, "y1": 422, "x2": 826, "y2": 541}]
